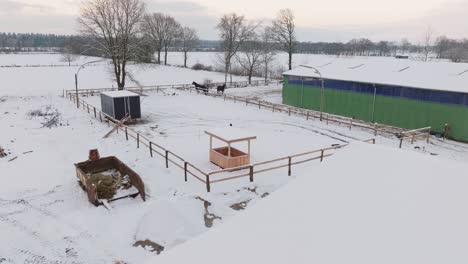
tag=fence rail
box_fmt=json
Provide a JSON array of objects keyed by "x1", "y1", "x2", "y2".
[
  {"x1": 65, "y1": 85, "x2": 376, "y2": 192},
  {"x1": 398, "y1": 127, "x2": 432, "y2": 148},
  {"x1": 204, "y1": 92, "x2": 407, "y2": 138},
  {"x1": 64, "y1": 80, "x2": 281, "y2": 97}
]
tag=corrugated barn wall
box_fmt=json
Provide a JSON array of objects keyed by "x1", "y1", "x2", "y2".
[{"x1": 283, "y1": 75, "x2": 468, "y2": 142}]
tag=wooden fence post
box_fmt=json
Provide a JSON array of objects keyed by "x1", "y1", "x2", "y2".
[
  {"x1": 288, "y1": 157, "x2": 292, "y2": 176},
  {"x1": 258, "y1": 101, "x2": 261, "y2": 109},
  {"x1": 165, "y1": 150, "x2": 169, "y2": 168},
  {"x1": 349, "y1": 119, "x2": 352, "y2": 130},
  {"x1": 443, "y1": 124, "x2": 449, "y2": 139},
  {"x1": 399, "y1": 138, "x2": 403, "y2": 148},
  {"x1": 125, "y1": 127, "x2": 128, "y2": 140},
  {"x1": 87, "y1": 104, "x2": 90, "y2": 113},
  {"x1": 320, "y1": 150, "x2": 324, "y2": 162},
  {"x1": 93, "y1": 107, "x2": 96, "y2": 118},
  {"x1": 137, "y1": 133, "x2": 140, "y2": 148},
  {"x1": 306, "y1": 111, "x2": 309, "y2": 120},
  {"x1": 99, "y1": 112, "x2": 102, "y2": 122},
  {"x1": 249, "y1": 166, "x2": 254, "y2": 182},
  {"x1": 206, "y1": 175, "x2": 211, "y2": 192},
  {"x1": 149, "y1": 142, "x2": 153, "y2": 157},
  {"x1": 184, "y1": 162, "x2": 188, "y2": 182},
  {"x1": 374, "y1": 123, "x2": 378, "y2": 136},
  {"x1": 288, "y1": 108, "x2": 291, "y2": 116}
]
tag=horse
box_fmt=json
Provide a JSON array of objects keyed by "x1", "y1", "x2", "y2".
[
  {"x1": 216, "y1": 83, "x2": 226, "y2": 94},
  {"x1": 192, "y1": 81, "x2": 209, "y2": 93}
]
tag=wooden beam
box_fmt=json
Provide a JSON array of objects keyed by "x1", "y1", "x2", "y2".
[{"x1": 204, "y1": 131, "x2": 257, "y2": 144}]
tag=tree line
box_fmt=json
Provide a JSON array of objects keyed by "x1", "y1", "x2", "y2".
[{"x1": 3, "y1": 0, "x2": 468, "y2": 89}]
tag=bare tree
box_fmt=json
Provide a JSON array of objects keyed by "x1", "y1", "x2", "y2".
[
  {"x1": 162, "y1": 16, "x2": 181, "y2": 65},
  {"x1": 399, "y1": 38, "x2": 411, "y2": 54},
  {"x1": 179, "y1": 26, "x2": 199, "y2": 68},
  {"x1": 217, "y1": 13, "x2": 256, "y2": 84},
  {"x1": 141, "y1": 13, "x2": 166, "y2": 64},
  {"x1": 236, "y1": 35, "x2": 263, "y2": 84},
  {"x1": 260, "y1": 27, "x2": 276, "y2": 82},
  {"x1": 60, "y1": 45, "x2": 78, "y2": 66},
  {"x1": 270, "y1": 9, "x2": 296, "y2": 70},
  {"x1": 446, "y1": 46, "x2": 468, "y2": 62},
  {"x1": 434, "y1": 35, "x2": 451, "y2": 59},
  {"x1": 420, "y1": 26, "x2": 434, "y2": 62},
  {"x1": 78, "y1": 0, "x2": 145, "y2": 89}
]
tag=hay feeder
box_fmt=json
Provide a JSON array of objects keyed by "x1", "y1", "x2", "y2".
[
  {"x1": 75, "y1": 156, "x2": 146, "y2": 206},
  {"x1": 205, "y1": 128, "x2": 256, "y2": 169}
]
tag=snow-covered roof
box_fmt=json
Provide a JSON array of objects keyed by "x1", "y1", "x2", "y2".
[
  {"x1": 152, "y1": 142, "x2": 468, "y2": 264},
  {"x1": 205, "y1": 127, "x2": 257, "y2": 143},
  {"x1": 283, "y1": 57, "x2": 468, "y2": 93},
  {"x1": 101, "y1": 90, "x2": 140, "y2": 98}
]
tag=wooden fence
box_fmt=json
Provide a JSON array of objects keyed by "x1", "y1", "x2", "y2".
[
  {"x1": 398, "y1": 127, "x2": 432, "y2": 148},
  {"x1": 205, "y1": 93, "x2": 407, "y2": 137},
  {"x1": 64, "y1": 80, "x2": 281, "y2": 97},
  {"x1": 65, "y1": 81, "x2": 406, "y2": 139},
  {"x1": 65, "y1": 90, "x2": 375, "y2": 192}
]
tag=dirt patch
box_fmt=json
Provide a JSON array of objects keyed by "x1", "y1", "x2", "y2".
[
  {"x1": 230, "y1": 200, "x2": 251, "y2": 211},
  {"x1": 0, "y1": 146, "x2": 8, "y2": 158},
  {"x1": 196, "y1": 196, "x2": 222, "y2": 228},
  {"x1": 243, "y1": 186, "x2": 270, "y2": 199},
  {"x1": 133, "y1": 239, "x2": 164, "y2": 254}
]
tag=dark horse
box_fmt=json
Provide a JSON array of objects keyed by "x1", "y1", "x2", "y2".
[
  {"x1": 192, "y1": 81, "x2": 209, "y2": 93},
  {"x1": 216, "y1": 83, "x2": 226, "y2": 94}
]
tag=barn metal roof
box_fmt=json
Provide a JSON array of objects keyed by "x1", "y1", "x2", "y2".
[{"x1": 283, "y1": 57, "x2": 468, "y2": 93}]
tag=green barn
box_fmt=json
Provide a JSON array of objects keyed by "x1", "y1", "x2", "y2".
[{"x1": 282, "y1": 60, "x2": 468, "y2": 142}]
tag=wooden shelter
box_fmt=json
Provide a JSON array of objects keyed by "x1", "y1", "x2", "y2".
[{"x1": 205, "y1": 128, "x2": 256, "y2": 169}]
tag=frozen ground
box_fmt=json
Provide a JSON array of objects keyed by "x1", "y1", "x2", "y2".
[
  {"x1": 0, "y1": 94, "x2": 294, "y2": 263},
  {"x1": 2, "y1": 53, "x2": 468, "y2": 263},
  {"x1": 83, "y1": 88, "x2": 468, "y2": 163},
  {"x1": 155, "y1": 142, "x2": 468, "y2": 264}
]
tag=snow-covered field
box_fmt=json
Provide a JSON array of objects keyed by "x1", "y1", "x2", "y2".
[
  {"x1": 1, "y1": 53, "x2": 468, "y2": 263},
  {"x1": 0, "y1": 52, "x2": 102, "y2": 67},
  {"x1": 0, "y1": 53, "x2": 251, "y2": 97},
  {"x1": 155, "y1": 142, "x2": 468, "y2": 264}
]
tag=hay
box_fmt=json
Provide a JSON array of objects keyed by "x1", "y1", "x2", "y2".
[{"x1": 89, "y1": 170, "x2": 122, "y2": 200}]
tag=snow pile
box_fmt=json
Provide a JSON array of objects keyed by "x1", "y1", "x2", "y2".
[
  {"x1": 134, "y1": 199, "x2": 207, "y2": 250},
  {"x1": 153, "y1": 142, "x2": 468, "y2": 264}
]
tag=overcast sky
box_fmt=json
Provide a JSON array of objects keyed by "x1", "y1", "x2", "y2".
[{"x1": 1, "y1": 0, "x2": 467, "y2": 42}]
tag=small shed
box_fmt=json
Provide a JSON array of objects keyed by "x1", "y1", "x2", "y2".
[
  {"x1": 205, "y1": 128, "x2": 256, "y2": 169},
  {"x1": 101, "y1": 90, "x2": 141, "y2": 120}
]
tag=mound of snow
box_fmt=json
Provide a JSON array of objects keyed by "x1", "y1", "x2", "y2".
[
  {"x1": 151, "y1": 142, "x2": 468, "y2": 264},
  {"x1": 135, "y1": 198, "x2": 207, "y2": 249}
]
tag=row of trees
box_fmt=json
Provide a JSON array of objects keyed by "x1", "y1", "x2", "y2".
[
  {"x1": 77, "y1": 0, "x2": 296, "y2": 88},
  {"x1": 434, "y1": 36, "x2": 468, "y2": 62},
  {"x1": 78, "y1": 0, "x2": 199, "y2": 88},
  {"x1": 74, "y1": 0, "x2": 468, "y2": 89},
  {"x1": 0, "y1": 33, "x2": 70, "y2": 51},
  {"x1": 216, "y1": 9, "x2": 296, "y2": 84}
]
